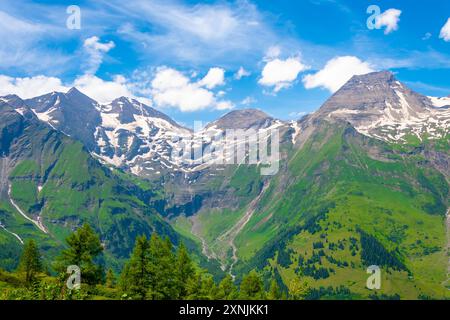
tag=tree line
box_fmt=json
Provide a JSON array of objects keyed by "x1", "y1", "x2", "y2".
[{"x1": 0, "y1": 224, "x2": 312, "y2": 300}]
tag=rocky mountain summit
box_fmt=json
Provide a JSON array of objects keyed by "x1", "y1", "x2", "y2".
[{"x1": 311, "y1": 71, "x2": 450, "y2": 143}]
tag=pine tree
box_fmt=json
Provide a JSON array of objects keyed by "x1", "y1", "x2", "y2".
[
  {"x1": 186, "y1": 270, "x2": 217, "y2": 300},
  {"x1": 148, "y1": 235, "x2": 177, "y2": 299},
  {"x1": 120, "y1": 235, "x2": 151, "y2": 299},
  {"x1": 176, "y1": 242, "x2": 194, "y2": 299},
  {"x1": 200, "y1": 274, "x2": 217, "y2": 300},
  {"x1": 267, "y1": 279, "x2": 281, "y2": 300},
  {"x1": 105, "y1": 269, "x2": 116, "y2": 288},
  {"x1": 216, "y1": 274, "x2": 238, "y2": 300},
  {"x1": 56, "y1": 223, "x2": 104, "y2": 285},
  {"x1": 186, "y1": 270, "x2": 202, "y2": 299},
  {"x1": 240, "y1": 271, "x2": 265, "y2": 300},
  {"x1": 17, "y1": 239, "x2": 42, "y2": 286}
]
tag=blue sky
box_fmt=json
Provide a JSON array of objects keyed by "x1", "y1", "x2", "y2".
[{"x1": 0, "y1": 0, "x2": 449, "y2": 126}]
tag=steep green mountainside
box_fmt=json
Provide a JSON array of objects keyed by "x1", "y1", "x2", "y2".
[
  {"x1": 232, "y1": 120, "x2": 449, "y2": 299},
  {"x1": 0, "y1": 102, "x2": 193, "y2": 272},
  {"x1": 177, "y1": 117, "x2": 449, "y2": 299}
]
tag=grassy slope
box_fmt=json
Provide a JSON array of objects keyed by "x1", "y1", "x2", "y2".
[{"x1": 227, "y1": 121, "x2": 450, "y2": 299}]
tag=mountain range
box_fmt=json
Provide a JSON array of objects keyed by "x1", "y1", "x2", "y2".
[{"x1": 0, "y1": 71, "x2": 448, "y2": 299}]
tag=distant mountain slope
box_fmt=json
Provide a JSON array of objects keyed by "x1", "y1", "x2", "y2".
[
  {"x1": 0, "y1": 99, "x2": 185, "y2": 271},
  {"x1": 13, "y1": 89, "x2": 191, "y2": 179},
  {"x1": 24, "y1": 88, "x2": 102, "y2": 150}
]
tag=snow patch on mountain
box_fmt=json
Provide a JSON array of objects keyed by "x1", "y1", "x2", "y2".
[
  {"x1": 429, "y1": 96, "x2": 450, "y2": 108},
  {"x1": 317, "y1": 71, "x2": 450, "y2": 143}
]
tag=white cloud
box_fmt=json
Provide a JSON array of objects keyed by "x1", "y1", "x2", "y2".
[
  {"x1": 0, "y1": 74, "x2": 152, "y2": 105},
  {"x1": 197, "y1": 67, "x2": 225, "y2": 89},
  {"x1": 375, "y1": 8, "x2": 402, "y2": 35},
  {"x1": 0, "y1": 67, "x2": 232, "y2": 109},
  {"x1": 439, "y1": 18, "x2": 450, "y2": 42},
  {"x1": 303, "y1": 56, "x2": 374, "y2": 93},
  {"x1": 83, "y1": 36, "x2": 115, "y2": 74},
  {"x1": 151, "y1": 67, "x2": 233, "y2": 112},
  {"x1": 259, "y1": 57, "x2": 308, "y2": 92},
  {"x1": 73, "y1": 74, "x2": 151, "y2": 105},
  {"x1": 234, "y1": 67, "x2": 251, "y2": 80},
  {"x1": 0, "y1": 75, "x2": 68, "y2": 98},
  {"x1": 114, "y1": 0, "x2": 278, "y2": 65},
  {"x1": 216, "y1": 101, "x2": 234, "y2": 110}
]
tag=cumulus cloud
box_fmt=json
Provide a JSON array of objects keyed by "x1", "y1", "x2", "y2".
[
  {"x1": 0, "y1": 65, "x2": 235, "y2": 110},
  {"x1": 303, "y1": 56, "x2": 374, "y2": 93},
  {"x1": 0, "y1": 74, "x2": 151, "y2": 105},
  {"x1": 259, "y1": 57, "x2": 308, "y2": 92},
  {"x1": 0, "y1": 75, "x2": 68, "y2": 98},
  {"x1": 375, "y1": 8, "x2": 402, "y2": 34},
  {"x1": 234, "y1": 67, "x2": 251, "y2": 80},
  {"x1": 197, "y1": 67, "x2": 225, "y2": 89},
  {"x1": 72, "y1": 74, "x2": 152, "y2": 105},
  {"x1": 83, "y1": 36, "x2": 115, "y2": 74},
  {"x1": 439, "y1": 18, "x2": 450, "y2": 42},
  {"x1": 151, "y1": 67, "x2": 233, "y2": 112}
]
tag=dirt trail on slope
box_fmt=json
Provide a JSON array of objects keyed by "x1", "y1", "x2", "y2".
[
  {"x1": 8, "y1": 184, "x2": 48, "y2": 234},
  {"x1": 218, "y1": 181, "x2": 270, "y2": 278}
]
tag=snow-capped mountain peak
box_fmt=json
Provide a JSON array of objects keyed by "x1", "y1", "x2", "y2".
[{"x1": 313, "y1": 71, "x2": 449, "y2": 143}]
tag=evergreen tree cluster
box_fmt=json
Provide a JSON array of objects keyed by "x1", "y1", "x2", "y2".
[{"x1": 0, "y1": 224, "x2": 316, "y2": 300}]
